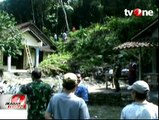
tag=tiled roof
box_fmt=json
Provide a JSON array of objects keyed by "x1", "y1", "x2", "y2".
[
  {"x1": 113, "y1": 37, "x2": 158, "y2": 50},
  {"x1": 113, "y1": 41, "x2": 154, "y2": 50}
]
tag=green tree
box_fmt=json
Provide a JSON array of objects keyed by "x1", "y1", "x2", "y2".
[
  {"x1": 0, "y1": 11, "x2": 23, "y2": 57},
  {"x1": 56, "y1": 16, "x2": 156, "y2": 75},
  {"x1": 0, "y1": 0, "x2": 157, "y2": 34}
]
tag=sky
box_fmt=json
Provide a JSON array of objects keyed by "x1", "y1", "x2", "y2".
[{"x1": 0, "y1": 0, "x2": 5, "y2": 2}]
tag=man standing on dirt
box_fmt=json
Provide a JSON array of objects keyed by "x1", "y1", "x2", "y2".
[
  {"x1": 18, "y1": 68, "x2": 52, "y2": 119},
  {"x1": 113, "y1": 57, "x2": 122, "y2": 92},
  {"x1": 128, "y1": 59, "x2": 137, "y2": 85}
]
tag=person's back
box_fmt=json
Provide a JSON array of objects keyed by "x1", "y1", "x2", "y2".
[
  {"x1": 48, "y1": 92, "x2": 89, "y2": 119},
  {"x1": 19, "y1": 68, "x2": 52, "y2": 119},
  {"x1": 121, "y1": 101, "x2": 158, "y2": 119},
  {"x1": 45, "y1": 73, "x2": 90, "y2": 119},
  {"x1": 22, "y1": 81, "x2": 52, "y2": 119},
  {"x1": 62, "y1": 32, "x2": 67, "y2": 41},
  {"x1": 75, "y1": 84, "x2": 89, "y2": 103},
  {"x1": 113, "y1": 59, "x2": 122, "y2": 92},
  {"x1": 114, "y1": 62, "x2": 121, "y2": 77},
  {"x1": 128, "y1": 61, "x2": 137, "y2": 85},
  {"x1": 121, "y1": 80, "x2": 158, "y2": 119}
]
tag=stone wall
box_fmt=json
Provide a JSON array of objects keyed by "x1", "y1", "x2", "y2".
[
  {"x1": 89, "y1": 91, "x2": 158, "y2": 106},
  {"x1": 89, "y1": 92, "x2": 132, "y2": 107}
]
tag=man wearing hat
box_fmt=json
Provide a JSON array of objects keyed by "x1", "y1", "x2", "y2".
[
  {"x1": 45, "y1": 72, "x2": 90, "y2": 119},
  {"x1": 121, "y1": 80, "x2": 158, "y2": 119}
]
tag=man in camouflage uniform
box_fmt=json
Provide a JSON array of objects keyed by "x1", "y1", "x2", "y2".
[{"x1": 18, "y1": 68, "x2": 52, "y2": 119}]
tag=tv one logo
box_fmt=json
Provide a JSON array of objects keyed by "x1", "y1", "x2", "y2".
[
  {"x1": 7, "y1": 94, "x2": 26, "y2": 109},
  {"x1": 124, "y1": 8, "x2": 154, "y2": 17},
  {"x1": 0, "y1": 94, "x2": 27, "y2": 109}
]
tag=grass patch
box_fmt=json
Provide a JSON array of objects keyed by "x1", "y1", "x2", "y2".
[{"x1": 88, "y1": 105, "x2": 123, "y2": 119}]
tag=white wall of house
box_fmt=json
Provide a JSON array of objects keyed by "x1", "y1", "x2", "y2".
[
  {"x1": 21, "y1": 32, "x2": 43, "y2": 47},
  {"x1": 21, "y1": 32, "x2": 43, "y2": 69},
  {"x1": 0, "y1": 29, "x2": 54, "y2": 71}
]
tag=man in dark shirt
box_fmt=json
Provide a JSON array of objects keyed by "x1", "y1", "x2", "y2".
[
  {"x1": 128, "y1": 60, "x2": 137, "y2": 85},
  {"x1": 113, "y1": 59, "x2": 121, "y2": 92}
]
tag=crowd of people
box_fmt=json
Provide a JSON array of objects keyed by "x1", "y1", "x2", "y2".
[
  {"x1": 0, "y1": 67, "x2": 158, "y2": 119},
  {"x1": 54, "y1": 32, "x2": 68, "y2": 42}
]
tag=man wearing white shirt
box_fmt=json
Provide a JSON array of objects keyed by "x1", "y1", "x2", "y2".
[{"x1": 121, "y1": 80, "x2": 158, "y2": 119}]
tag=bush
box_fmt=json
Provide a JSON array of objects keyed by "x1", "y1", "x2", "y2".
[{"x1": 39, "y1": 52, "x2": 72, "y2": 75}]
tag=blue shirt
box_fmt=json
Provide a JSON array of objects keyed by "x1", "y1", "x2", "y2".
[
  {"x1": 75, "y1": 84, "x2": 89, "y2": 102},
  {"x1": 46, "y1": 92, "x2": 90, "y2": 119}
]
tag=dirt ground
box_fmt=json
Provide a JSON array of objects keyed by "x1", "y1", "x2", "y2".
[
  {"x1": 88, "y1": 105, "x2": 122, "y2": 119},
  {"x1": 0, "y1": 105, "x2": 122, "y2": 119},
  {"x1": 1, "y1": 72, "x2": 158, "y2": 119}
]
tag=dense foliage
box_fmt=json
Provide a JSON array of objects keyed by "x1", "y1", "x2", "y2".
[
  {"x1": 0, "y1": 0, "x2": 158, "y2": 34},
  {"x1": 0, "y1": 0, "x2": 158, "y2": 75},
  {"x1": 39, "y1": 52, "x2": 72, "y2": 75},
  {"x1": 39, "y1": 16, "x2": 155, "y2": 75},
  {"x1": 0, "y1": 11, "x2": 23, "y2": 57}
]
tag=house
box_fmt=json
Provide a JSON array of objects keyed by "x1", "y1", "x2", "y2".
[
  {"x1": 114, "y1": 18, "x2": 158, "y2": 86},
  {"x1": 0, "y1": 22, "x2": 56, "y2": 72}
]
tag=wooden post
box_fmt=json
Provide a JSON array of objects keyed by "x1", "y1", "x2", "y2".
[
  {"x1": 7, "y1": 56, "x2": 11, "y2": 72},
  {"x1": 139, "y1": 47, "x2": 141, "y2": 80},
  {"x1": 35, "y1": 48, "x2": 40, "y2": 67}
]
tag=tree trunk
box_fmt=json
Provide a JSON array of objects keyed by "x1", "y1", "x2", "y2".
[
  {"x1": 60, "y1": 0, "x2": 70, "y2": 32},
  {"x1": 31, "y1": 0, "x2": 35, "y2": 23}
]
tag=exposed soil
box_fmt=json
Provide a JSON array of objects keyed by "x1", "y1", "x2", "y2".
[{"x1": 1, "y1": 72, "x2": 158, "y2": 119}]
